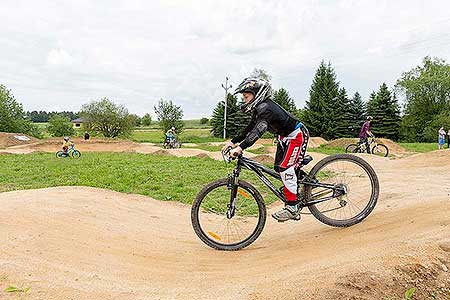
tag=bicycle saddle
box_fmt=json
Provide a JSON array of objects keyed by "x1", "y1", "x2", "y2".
[{"x1": 301, "y1": 155, "x2": 313, "y2": 166}]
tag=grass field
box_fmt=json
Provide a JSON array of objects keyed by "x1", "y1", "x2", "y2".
[
  {"x1": 399, "y1": 142, "x2": 441, "y2": 153},
  {"x1": 0, "y1": 152, "x2": 279, "y2": 205}
]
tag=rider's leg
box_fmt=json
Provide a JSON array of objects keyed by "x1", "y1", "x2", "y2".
[{"x1": 272, "y1": 126, "x2": 309, "y2": 222}]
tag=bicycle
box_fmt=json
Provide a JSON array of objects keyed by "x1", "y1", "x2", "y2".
[
  {"x1": 345, "y1": 136, "x2": 389, "y2": 157},
  {"x1": 163, "y1": 137, "x2": 182, "y2": 149},
  {"x1": 191, "y1": 149, "x2": 379, "y2": 251},
  {"x1": 56, "y1": 145, "x2": 81, "y2": 159}
]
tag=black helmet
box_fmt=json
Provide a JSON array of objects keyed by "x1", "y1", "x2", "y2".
[
  {"x1": 367, "y1": 116, "x2": 373, "y2": 121},
  {"x1": 234, "y1": 77, "x2": 272, "y2": 113}
]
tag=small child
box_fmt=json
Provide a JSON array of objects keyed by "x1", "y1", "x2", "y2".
[{"x1": 62, "y1": 136, "x2": 74, "y2": 156}]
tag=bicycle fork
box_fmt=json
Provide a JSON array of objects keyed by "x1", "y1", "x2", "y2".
[{"x1": 226, "y1": 167, "x2": 241, "y2": 219}]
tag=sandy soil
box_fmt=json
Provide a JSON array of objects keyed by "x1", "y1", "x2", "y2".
[{"x1": 1, "y1": 150, "x2": 449, "y2": 299}]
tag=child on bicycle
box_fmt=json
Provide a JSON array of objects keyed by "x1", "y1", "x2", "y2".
[
  {"x1": 359, "y1": 116, "x2": 373, "y2": 153},
  {"x1": 221, "y1": 77, "x2": 309, "y2": 222},
  {"x1": 62, "y1": 136, "x2": 74, "y2": 156}
]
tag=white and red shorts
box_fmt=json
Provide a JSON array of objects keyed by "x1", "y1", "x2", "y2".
[{"x1": 274, "y1": 125, "x2": 309, "y2": 202}]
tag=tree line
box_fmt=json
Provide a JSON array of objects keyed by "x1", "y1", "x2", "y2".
[{"x1": 211, "y1": 57, "x2": 449, "y2": 142}]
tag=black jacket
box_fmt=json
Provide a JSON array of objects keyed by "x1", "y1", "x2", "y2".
[{"x1": 231, "y1": 99, "x2": 299, "y2": 149}]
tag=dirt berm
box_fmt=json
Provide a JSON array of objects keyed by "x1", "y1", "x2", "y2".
[{"x1": 0, "y1": 151, "x2": 449, "y2": 299}]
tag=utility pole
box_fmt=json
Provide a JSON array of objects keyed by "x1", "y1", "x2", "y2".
[{"x1": 221, "y1": 77, "x2": 232, "y2": 139}]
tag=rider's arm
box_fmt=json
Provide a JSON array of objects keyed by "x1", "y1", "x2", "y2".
[
  {"x1": 239, "y1": 118, "x2": 268, "y2": 150},
  {"x1": 231, "y1": 114, "x2": 256, "y2": 145}
]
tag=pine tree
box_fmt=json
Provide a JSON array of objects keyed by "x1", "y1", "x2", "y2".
[
  {"x1": 348, "y1": 92, "x2": 366, "y2": 137},
  {"x1": 273, "y1": 88, "x2": 297, "y2": 114},
  {"x1": 303, "y1": 61, "x2": 340, "y2": 139},
  {"x1": 366, "y1": 83, "x2": 401, "y2": 140},
  {"x1": 333, "y1": 87, "x2": 353, "y2": 138},
  {"x1": 210, "y1": 93, "x2": 251, "y2": 138}
]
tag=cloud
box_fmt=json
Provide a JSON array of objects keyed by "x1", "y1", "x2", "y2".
[{"x1": 0, "y1": 0, "x2": 449, "y2": 118}]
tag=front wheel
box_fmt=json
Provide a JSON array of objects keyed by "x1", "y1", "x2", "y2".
[
  {"x1": 191, "y1": 178, "x2": 266, "y2": 251},
  {"x1": 71, "y1": 150, "x2": 81, "y2": 158},
  {"x1": 372, "y1": 144, "x2": 389, "y2": 157},
  {"x1": 304, "y1": 154, "x2": 379, "y2": 227}
]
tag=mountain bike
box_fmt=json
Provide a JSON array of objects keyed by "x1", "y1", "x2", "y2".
[
  {"x1": 345, "y1": 137, "x2": 389, "y2": 157},
  {"x1": 191, "y1": 150, "x2": 379, "y2": 251},
  {"x1": 56, "y1": 145, "x2": 81, "y2": 159}
]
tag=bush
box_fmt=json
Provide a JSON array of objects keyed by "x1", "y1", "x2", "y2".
[
  {"x1": 47, "y1": 114, "x2": 75, "y2": 137},
  {"x1": 200, "y1": 117, "x2": 209, "y2": 125}
]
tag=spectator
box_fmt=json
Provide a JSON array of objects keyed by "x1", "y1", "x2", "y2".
[
  {"x1": 84, "y1": 131, "x2": 90, "y2": 141},
  {"x1": 448, "y1": 129, "x2": 450, "y2": 149},
  {"x1": 438, "y1": 127, "x2": 445, "y2": 150}
]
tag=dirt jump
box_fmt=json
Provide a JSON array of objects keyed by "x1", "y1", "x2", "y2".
[{"x1": 1, "y1": 149, "x2": 449, "y2": 299}]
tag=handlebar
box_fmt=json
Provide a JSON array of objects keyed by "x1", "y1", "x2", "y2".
[{"x1": 222, "y1": 147, "x2": 241, "y2": 163}]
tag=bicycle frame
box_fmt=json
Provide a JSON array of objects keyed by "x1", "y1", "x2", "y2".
[{"x1": 226, "y1": 155, "x2": 345, "y2": 217}]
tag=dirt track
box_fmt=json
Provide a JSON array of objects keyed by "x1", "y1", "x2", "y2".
[{"x1": 1, "y1": 150, "x2": 450, "y2": 299}]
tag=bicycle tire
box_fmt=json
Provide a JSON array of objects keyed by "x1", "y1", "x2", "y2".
[
  {"x1": 56, "y1": 151, "x2": 65, "y2": 158},
  {"x1": 304, "y1": 154, "x2": 379, "y2": 227},
  {"x1": 345, "y1": 144, "x2": 359, "y2": 153},
  {"x1": 371, "y1": 144, "x2": 389, "y2": 157},
  {"x1": 191, "y1": 178, "x2": 266, "y2": 251},
  {"x1": 71, "y1": 150, "x2": 81, "y2": 158}
]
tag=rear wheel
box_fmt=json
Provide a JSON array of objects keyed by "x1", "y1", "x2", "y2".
[
  {"x1": 371, "y1": 144, "x2": 389, "y2": 157},
  {"x1": 345, "y1": 144, "x2": 359, "y2": 153},
  {"x1": 56, "y1": 151, "x2": 66, "y2": 158},
  {"x1": 191, "y1": 178, "x2": 266, "y2": 251},
  {"x1": 303, "y1": 154, "x2": 379, "y2": 227}
]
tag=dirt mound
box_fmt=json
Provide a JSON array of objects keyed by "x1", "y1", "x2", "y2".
[
  {"x1": 195, "y1": 153, "x2": 210, "y2": 159},
  {"x1": 308, "y1": 137, "x2": 328, "y2": 148},
  {"x1": 0, "y1": 173, "x2": 448, "y2": 300},
  {"x1": 0, "y1": 132, "x2": 38, "y2": 148},
  {"x1": 253, "y1": 154, "x2": 274, "y2": 164},
  {"x1": 327, "y1": 138, "x2": 407, "y2": 154}
]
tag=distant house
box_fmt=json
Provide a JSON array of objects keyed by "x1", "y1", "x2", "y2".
[{"x1": 71, "y1": 118, "x2": 84, "y2": 129}]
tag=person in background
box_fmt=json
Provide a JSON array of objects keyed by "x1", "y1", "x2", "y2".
[
  {"x1": 62, "y1": 136, "x2": 74, "y2": 156},
  {"x1": 84, "y1": 131, "x2": 90, "y2": 141},
  {"x1": 359, "y1": 116, "x2": 373, "y2": 153},
  {"x1": 447, "y1": 129, "x2": 450, "y2": 149},
  {"x1": 438, "y1": 127, "x2": 446, "y2": 150}
]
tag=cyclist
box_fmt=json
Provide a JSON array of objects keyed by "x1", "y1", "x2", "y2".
[
  {"x1": 62, "y1": 136, "x2": 74, "y2": 157},
  {"x1": 165, "y1": 127, "x2": 177, "y2": 146},
  {"x1": 359, "y1": 116, "x2": 373, "y2": 153},
  {"x1": 221, "y1": 77, "x2": 309, "y2": 222}
]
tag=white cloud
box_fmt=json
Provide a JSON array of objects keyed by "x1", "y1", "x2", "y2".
[
  {"x1": 0, "y1": 0, "x2": 449, "y2": 118},
  {"x1": 47, "y1": 48, "x2": 74, "y2": 66}
]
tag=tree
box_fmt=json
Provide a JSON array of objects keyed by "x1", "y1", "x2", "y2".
[
  {"x1": 141, "y1": 113, "x2": 152, "y2": 126},
  {"x1": 250, "y1": 68, "x2": 271, "y2": 81},
  {"x1": 333, "y1": 87, "x2": 353, "y2": 138},
  {"x1": 0, "y1": 84, "x2": 41, "y2": 137},
  {"x1": 366, "y1": 83, "x2": 401, "y2": 140},
  {"x1": 154, "y1": 99, "x2": 184, "y2": 133},
  {"x1": 128, "y1": 114, "x2": 141, "y2": 127},
  {"x1": 396, "y1": 56, "x2": 450, "y2": 142},
  {"x1": 210, "y1": 93, "x2": 251, "y2": 138},
  {"x1": 273, "y1": 88, "x2": 297, "y2": 114},
  {"x1": 303, "y1": 61, "x2": 340, "y2": 139},
  {"x1": 80, "y1": 98, "x2": 134, "y2": 138},
  {"x1": 348, "y1": 92, "x2": 366, "y2": 137},
  {"x1": 200, "y1": 117, "x2": 209, "y2": 125},
  {"x1": 47, "y1": 114, "x2": 75, "y2": 137}
]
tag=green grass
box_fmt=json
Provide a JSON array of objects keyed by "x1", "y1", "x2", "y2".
[
  {"x1": 0, "y1": 152, "x2": 279, "y2": 206},
  {"x1": 399, "y1": 142, "x2": 441, "y2": 153},
  {"x1": 308, "y1": 145, "x2": 346, "y2": 155}
]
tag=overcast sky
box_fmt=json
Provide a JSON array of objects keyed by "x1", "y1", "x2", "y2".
[{"x1": 1, "y1": 0, "x2": 450, "y2": 118}]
